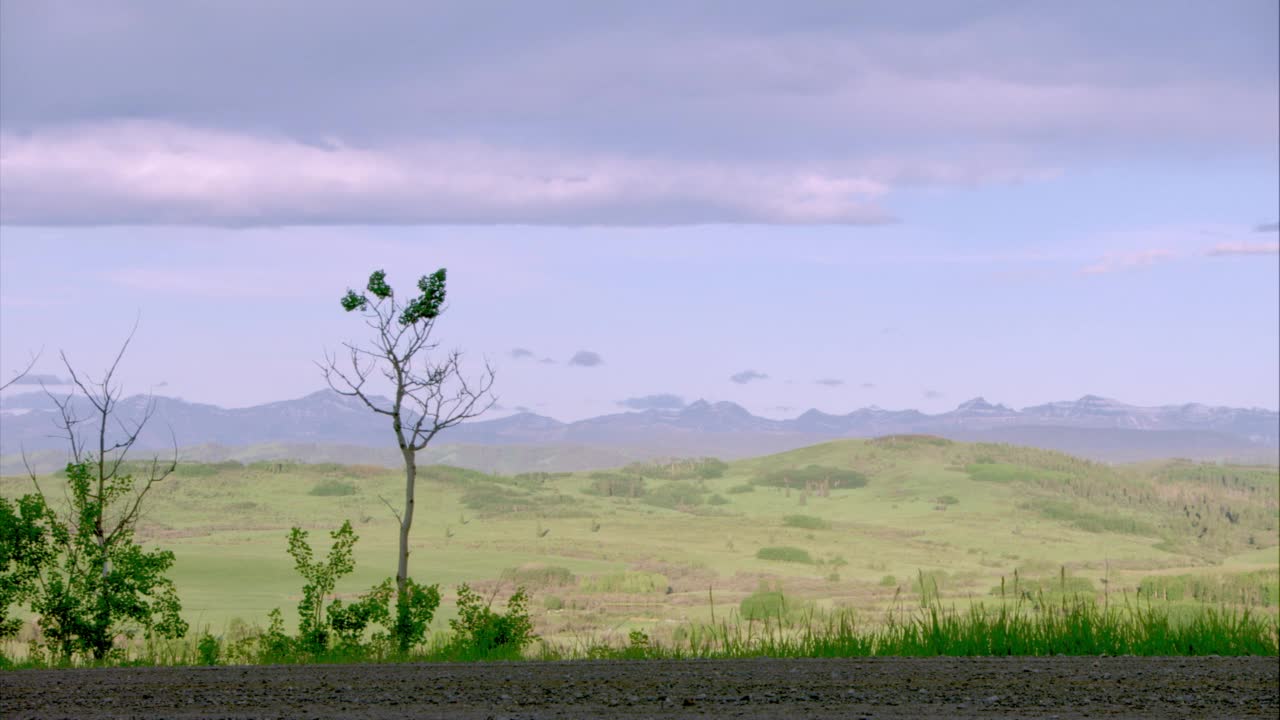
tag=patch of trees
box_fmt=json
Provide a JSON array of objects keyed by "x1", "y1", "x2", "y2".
[
  {"x1": 751, "y1": 465, "x2": 869, "y2": 496},
  {"x1": 619, "y1": 457, "x2": 728, "y2": 481},
  {"x1": 583, "y1": 471, "x2": 648, "y2": 498}
]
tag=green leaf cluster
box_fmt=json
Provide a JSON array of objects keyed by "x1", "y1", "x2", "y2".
[
  {"x1": 277, "y1": 521, "x2": 442, "y2": 657},
  {"x1": 338, "y1": 268, "x2": 449, "y2": 327},
  {"x1": 0, "y1": 495, "x2": 58, "y2": 639},
  {"x1": 4, "y1": 461, "x2": 187, "y2": 661},
  {"x1": 448, "y1": 583, "x2": 536, "y2": 659}
]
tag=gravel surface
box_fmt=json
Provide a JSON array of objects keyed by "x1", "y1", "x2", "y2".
[{"x1": 3, "y1": 656, "x2": 1278, "y2": 719}]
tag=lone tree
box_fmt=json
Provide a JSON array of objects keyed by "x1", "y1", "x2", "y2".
[
  {"x1": 321, "y1": 268, "x2": 494, "y2": 649},
  {"x1": 9, "y1": 328, "x2": 186, "y2": 660}
]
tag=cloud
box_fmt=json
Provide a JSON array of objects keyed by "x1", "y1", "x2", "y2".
[
  {"x1": 1080, "y1": 249, "x2": 1175, "y2": 275},
  {"x1": 1255, "y1": 222, "x2": 1279, "y2": 233},
  {"x1": 509, "y1": 347, "x2": 535, "y2": 359},
  {"x1": 860, "y1": 382, "x2": 876, "y2": 389},
  {"x1": 568, "y1": 350, "x2": 604, "y2": 367},
  {"x1": 1207, "y1": 241, "x2": 1280, "y2": 256},
  {"x1": 618, "y1": 393, "x2": 686, "y2": 410},
  {"x1": 538, "y1": 357, "x2": 556, "y2": 365},
  {"x1": 0, "y1": 122, "x2": 892, "y2": 226},
  {"x1": 729, "y1": 369, "x2": 768, "y2": 384},
  {"x1": 923, "y1": 389, "x2": 945, "y2": 399},
  {"x1": 815, "y1": 378, "x2": 844, "y2": 386},
  {"x1": 3, "y1": 6, "x2": 1272, "y2": 157},
  {"x1": 2, "y1": 6, "x2": 1274, "y2": 228},
  {"x1": 4, "y1": 373, "x2": 67, "y2": 385},
  {"x1": 514, "y1": 405, "x2": 533, "y2": 413}
]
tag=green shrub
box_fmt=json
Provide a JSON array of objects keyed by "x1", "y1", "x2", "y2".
[
  {"x1": 739, "y1": 582, "x2": 815, "y2": 621},
  {"x1": 782, "y1": 514, "x2": 830, "y2": 530},
  {"x1": 727, "y1": 484, "x2": 755, "y2": 494},
  {"x1": 579, "y1": 571, "x2": 669, "y2": 594},
  {"x1": 642, "y1": 481, "x2": 706, "y2": 509},
  {"x1": 309, "y1": 478, "x2": 357, "y2": 496},
  {"x1": 936, "y1": 495, "x2": 960, "y2": 505},
  {"x1": 196, "y1": 632, "x2": 220, "y2": 665},
  {"x1": 755, "y1": 546, "x2": 814, "y2": 564},
  {"x1": 879, "y1": 574, "x2": 897, "y2": 587},
  {"x1": 501, "y1": 564, "x2": 575, "y2": 587},
  {"x1": 448, "y1": 584, "x2": 536, "y2": 659},
  {"x1": 708, "y1": 494, "x2": 729, "y2": 505},
  {"x1": 1024, "y1": 500, "x2": 1159, "y2": 536},
  {"x1": 752, "y1": 465, "x2": 868, "y2": 490},
  {"x1": 543, "y1": 595, "x2": 564, "y2": 610}
]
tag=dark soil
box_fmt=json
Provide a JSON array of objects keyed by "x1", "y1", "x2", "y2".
[{"x1": 3, "y1": 656, "x2": 1277, "y2": 719}]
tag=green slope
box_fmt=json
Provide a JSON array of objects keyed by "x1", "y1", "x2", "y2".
[{"x1": 4, "y1": 436, "x2": 1276, "y2": 642}]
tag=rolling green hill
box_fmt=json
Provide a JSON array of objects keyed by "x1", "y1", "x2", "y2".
[{"x1": 3, "y1": 437, "x2": 1276, "y2": 647}]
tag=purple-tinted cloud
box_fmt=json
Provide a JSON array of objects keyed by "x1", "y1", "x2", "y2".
[
  {"x1": 1081, "y1": 249, "x2": 1175, "y2": 275},
  {"x1": 0, "y1": 123, "x2": 892, "y2": 226},
  {"x1": 1207, "y1": 241, "x2": 1280, "y2": 256},
  {"x1": 568, "y1": 350, "x2": 604, "y2": 367},
  {"x1": 729, "y1": 369, "x2": 768, "y2": 384}
]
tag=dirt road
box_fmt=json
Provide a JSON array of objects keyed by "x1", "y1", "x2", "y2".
[{"x1": 4, "y1": 656, "x2": 1277, "y2": 719}]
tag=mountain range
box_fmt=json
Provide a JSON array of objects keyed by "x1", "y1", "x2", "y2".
[{"x1": 2, "y1": 389, "x2": 1276, "y2": 472}]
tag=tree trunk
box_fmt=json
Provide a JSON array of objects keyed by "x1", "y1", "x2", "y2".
[{"x1": 398, "y1": 447, "x2": 416, "y2": 599}]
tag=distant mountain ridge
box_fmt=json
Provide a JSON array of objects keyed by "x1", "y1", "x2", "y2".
[{"x1": 2, "y1": 390, "x2": 1276, "y2": 465}]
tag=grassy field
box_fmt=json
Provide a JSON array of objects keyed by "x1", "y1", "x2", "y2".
[{"x1": 3, "y1": 436, "x2": 1277, "y2": 657}]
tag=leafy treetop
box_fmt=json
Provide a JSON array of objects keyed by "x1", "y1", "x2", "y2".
[{"x1": 341, "y1": 269, "x2": 447, "y2": 326}]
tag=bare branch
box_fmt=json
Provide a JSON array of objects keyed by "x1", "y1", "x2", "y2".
[
  {"x1": 42, "y1": 381, "x2": 86, "y2": 463},
  {"x1": 318, "y1": 348, "x2": 395, "y2": 417},
  {"x1": 108, "y1": 427, "x2": 177, "y2": 545},
  {"x1": 377, "y1": 494, "x2": 403, "y2": 525},
  {"x1": 0, "y1": 348, "x2": 43, "y2": 392},
  {"x1": 21, "y1": 446, "x2": 47, "y2": 500}
]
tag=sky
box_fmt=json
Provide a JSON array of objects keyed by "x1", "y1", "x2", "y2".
[{"x1": 0, "y1": 0, "x2": 1277, "y2": 420}]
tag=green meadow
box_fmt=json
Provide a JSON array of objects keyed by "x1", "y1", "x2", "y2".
[{"x1": 3, "y1": 436, "x2": 1277, "y2": 659}]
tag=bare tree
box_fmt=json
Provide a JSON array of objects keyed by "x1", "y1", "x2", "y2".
[
  {"x1": 320, "y1": 268, "x2": 494, "y2": 646},
  {"x1": 17, "y1": 325, "x2": 185, "y2": 659},
  {"x1": 37, "y1": 327, "x2": 178, "y2": 551}
]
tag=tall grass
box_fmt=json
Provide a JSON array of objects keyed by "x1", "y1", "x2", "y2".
[
  {"x1": 7, "y1": 592, "x2": 1274, "y2": 668},
  {"x1": 564, "y1": 593, "x2": 1278, "y2": 660}
]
